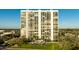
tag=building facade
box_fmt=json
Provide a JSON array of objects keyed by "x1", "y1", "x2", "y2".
[{"x1": 20, "y1": 9, "x2": 58, "y2": 41}]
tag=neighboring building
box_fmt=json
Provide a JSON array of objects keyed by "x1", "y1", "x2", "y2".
[
  {"x1": 20, "y1": 9, "x2": 59, "y2": 41},
  {"x1": 0, "y1": 30, "x2": 5, "y2": 33},
  {"x1": 0, "y1": 31, "x2": 15, "y2": 37}
]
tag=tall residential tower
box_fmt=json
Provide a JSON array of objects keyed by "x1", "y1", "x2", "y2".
[{"x1": 20, "y1": 9, "x2": 58, "y2": 41}]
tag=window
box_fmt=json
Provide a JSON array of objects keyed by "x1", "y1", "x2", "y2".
[
  {"x1": 53, "y1": 12, "x2": 58, "y2": 17},
  {"x1": 47, "y1": 12, "x2": 51, "y2": 20}
]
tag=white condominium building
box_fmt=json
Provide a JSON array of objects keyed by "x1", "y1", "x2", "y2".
[{"x1": 20, "y1": 9, "x2": 58, "y2": 41}]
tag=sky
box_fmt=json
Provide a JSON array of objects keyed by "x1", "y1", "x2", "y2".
[
  {"x1": 0, "y1": 9, "x2": 20, "y2": 29},
  {"x1": 59, "y1": 9, "x2": 79, "y2": 29},
  {"x1": 0, "y1": 9, "x2": 79, "y2": 29}
]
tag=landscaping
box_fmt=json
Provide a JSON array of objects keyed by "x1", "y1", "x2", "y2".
[{"x1": 19, "y1": 42, "x2": 60, "y2": 50}]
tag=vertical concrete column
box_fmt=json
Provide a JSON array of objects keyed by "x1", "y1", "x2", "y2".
[
  {"x1": 38, "y1": 10, "x2": 41, "y2": 39},
  {"x1": 20, "y1": 10, "x2": 26, "y2": 37},
  {"x1": 20, "y1": 10, "x2": 22, "y2": 37},
  {"x1": 50, "y1": 10, "x2": 54, "y2": 41},
  {"x1": 26, "y1": 10, "x2": 29, "y2": 38}
]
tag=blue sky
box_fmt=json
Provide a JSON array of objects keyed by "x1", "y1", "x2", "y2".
[
  {"x1": 0, "y1": 9, "x2": 20, "y2": 29},
  {"x1": 59, "y1": 9, "x2": 79, "y2": 28},
  {"x1": 0, "y1": 9, "x2": 79, "y2": 29}
]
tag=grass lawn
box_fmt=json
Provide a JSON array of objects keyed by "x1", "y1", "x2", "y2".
[{"x1": 20, "y1": 42, "x2": 61, "y2": 50}]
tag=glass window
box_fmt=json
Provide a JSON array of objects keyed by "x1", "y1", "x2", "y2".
[{"x1": 53, "y1": 12, "x2": 58, "y2": 17}]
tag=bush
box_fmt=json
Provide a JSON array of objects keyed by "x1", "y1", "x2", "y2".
[
  {"x1": 4, "y1": 37, "x2": 29, "y2": 47},
  {"x1": 55, "y1": 34, "x2": 79, "y2": 50},
  {"x1": 0, "y1": 38, "x2": 4, "y2": 45},
  {"x1": 4, "y1": 38, "x2": 21, "y2": 47}
]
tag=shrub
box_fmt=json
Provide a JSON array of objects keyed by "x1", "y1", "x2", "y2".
[
  {"x1": 4, "y1": 38, "x2": 21, "y2": 47},
  {"x1": 55, "y1": 34, "x2": 79, "y2": 50},
  {"x1": 0, "y1": 38, "x2": 4, "y2": 45},
  {"x1": 4, "y1": 37, "x2": 29, "y2": 47}
]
